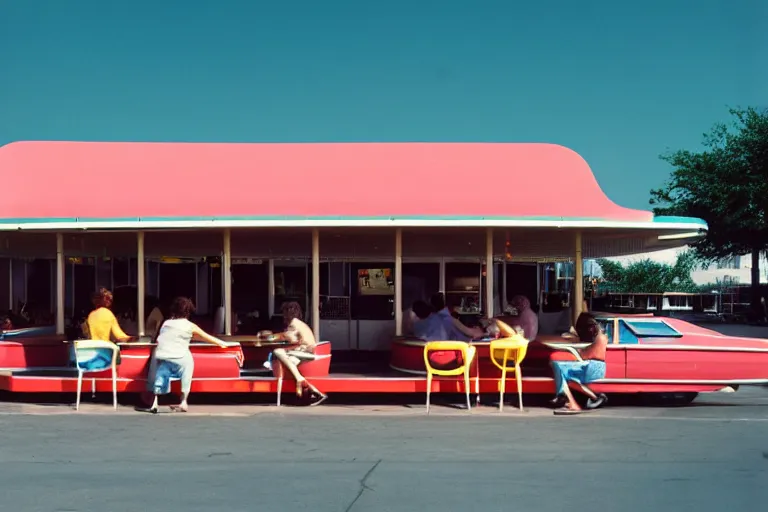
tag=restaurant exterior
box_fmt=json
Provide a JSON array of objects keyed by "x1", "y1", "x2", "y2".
[
  {"x1": 0, "y1": 141, "x2": 709, "y2": 397},
  {"x1": 0, "y1": 140, "x2": 706, "y2": 339}
]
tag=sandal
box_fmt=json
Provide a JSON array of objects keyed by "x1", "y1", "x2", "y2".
[
  {"x1": 553, "y1": 407, "x2": 585, "y2": 415},
  {"x1": 586, "y1": 393, "x2": 608, "y2": 410}
]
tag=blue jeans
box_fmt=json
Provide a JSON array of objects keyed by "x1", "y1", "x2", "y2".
[
  {"x1": 149, "y1": 355, "x2": 194, "y2": 395},
  {"x1": 552, "y1": 360, "x2": 606, "y2": 396}
]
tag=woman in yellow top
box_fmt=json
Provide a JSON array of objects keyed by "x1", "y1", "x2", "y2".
[{"x1": 82, "y1": 288, "x2": 131, "y2": 342}]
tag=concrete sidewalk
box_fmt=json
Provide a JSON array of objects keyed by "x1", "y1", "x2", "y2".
[{"x1": 1, "y1": 385, "x2": 766, "y2": 421}]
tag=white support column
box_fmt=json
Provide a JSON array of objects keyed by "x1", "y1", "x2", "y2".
[
  {"x1": 55, "y1": 234, "x2": 64, "y2": 335},
  {"x1": 223, "y1": 229, "x2": 233, "y2": 336},
  {"x1": 394, "y1": 228, "x2": 403, "y2": 336},
  {"x1": 439, "y1": 258, "x2": 446, "y2": 293},
  {"x1": 311, "y1": 229, "x2": 320, "y2": 341},
  {"x1": 502, "y1": 261, "x2": 508, "y2": 312},
  {"x1": 573, "y1": 231, "x2": 584, "y2": 325},
  {"x1": 536, "y1": 263, "x2": 542, "y2": 306},
  {"x1": 485, "y1": 228, "x2": 494, "y2": 319},
  {"x1": 137, "y1": 232, "x2": 145, "y2": 337},
  {"x1": 267, "y1": 259, "x2": 275, "y2": 319}
]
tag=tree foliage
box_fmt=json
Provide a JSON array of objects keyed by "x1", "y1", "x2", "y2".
[
  {"x1": 650, "y1": 107, "x2": 768, "y2": 260},
  {"x1": 595, "y1": 251, "x2": 698, "y2": 294},
  {"x1": 649, "y1": 107, "x2": 768, "y2": 312}
]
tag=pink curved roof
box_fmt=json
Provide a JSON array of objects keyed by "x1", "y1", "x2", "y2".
[{"x1": 0, "y1": 141, "x2": 652, "y2": 222}]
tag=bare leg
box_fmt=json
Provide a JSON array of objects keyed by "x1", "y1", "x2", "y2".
[
  {"x1": 273, "y1": 349, "x2": 318, "y2": 397},
  {"x1": 150, "y1": 395, "x2": 159, "y2": 414},
  {"x1": 562, "y1": 383, "x2": 582, "y2": 411},
  {"x1": 171, "y1": 356, "x2": 194, "y2": 412},
  {"x1": 273, "y1": 349, "x2": 306, "y2": 383},
  {"x1": 171, "y1": 393, "x2": 189, "y2": 412},
  {"x1": 576, "y1": 382, "x2": 598, "y2": 401}
]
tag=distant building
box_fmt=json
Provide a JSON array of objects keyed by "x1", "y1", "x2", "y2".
[{"x1": 606, "y1": 248, "x2": 767, "y2": 286}]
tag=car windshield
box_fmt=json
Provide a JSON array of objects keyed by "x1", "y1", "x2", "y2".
[
  {"x1": 623, "y1": 319, "x2": 682, "y2": 338},
  {"x1": 595, "y1": 318, "x2": 613, "y2": 338}
]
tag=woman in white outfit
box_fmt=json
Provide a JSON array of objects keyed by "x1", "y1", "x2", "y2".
[{"x1": 148, "y1": 296, "x2": 229, "y2": 413}]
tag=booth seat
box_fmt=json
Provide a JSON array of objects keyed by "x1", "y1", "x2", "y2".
[{"x1": 272, "y1": 341, "x2": 332, "y2": 378}]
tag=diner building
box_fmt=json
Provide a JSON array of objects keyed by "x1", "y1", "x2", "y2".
[{"x1": 0, "y1": 141, "x2": 707, "y2": 350}]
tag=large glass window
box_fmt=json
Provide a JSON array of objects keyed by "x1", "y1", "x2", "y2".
[
  {"x1": 26, "y1": 258, "x2": 52, "y2": 315},
  {"x1": 231, "y1": 261, "x2": 268, "y2": 317},
  {"x1": 274, "y1": 261, "x2": 307, "y2": 315},
  {"x1": 402, "y1": 263, "x2": 439, "y2": 309},
  {"x1": 445, "y1": 262, "x2": 482, "y2": 315},
  {"x1": 319, "y1": 262, "x2": 350, "y2": 322}
]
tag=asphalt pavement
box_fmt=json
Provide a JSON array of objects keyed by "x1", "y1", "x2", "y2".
[{"x1": 0, "y1": 386, "x2": 767, "y2": 512}]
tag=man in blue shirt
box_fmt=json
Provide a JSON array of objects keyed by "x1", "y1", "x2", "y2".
[
  {"x1": 430, "y1": 293, "x2": 484, "y2": 341},
  {"x1": 412, "y1": 300, "x2": 448, "y2": 341}
]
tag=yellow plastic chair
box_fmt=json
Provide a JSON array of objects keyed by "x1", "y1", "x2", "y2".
[
  {"x1": 489, "y1": 335, "x2": 529, "y2": 411},
  {"x1": 423, "y1": 341, "x2": 477, "y2": 413},
  {"x1": 72, "y1": 339, "x2": 120, "y2": 411}
]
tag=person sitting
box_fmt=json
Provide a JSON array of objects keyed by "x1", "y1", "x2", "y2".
[
  {"x1": 147, "y1": 296, "x2": 230, "y2": 413},
  {"x1": 119, "y1": 309, "x2": 138, "y2": 336},
  {"x1": 420, "y1": 298, "x2": 481, "y2": 370},
  {"x1": 411, "y1": 300, "x2": 448, "y2": 341},
  {"x1": 145, "y1": 296, "x2": 165, "y2": 338},
  {"x1": 401, "y1": 306, "x2": 417, "y2": 337},
  {"x1": 429, "y1": 293, "x2": 484, "y2": 341},
  {"x1": 82, "y1": 288, "x2": 132, "y2": 343},
  {"x1": 507, "y1": 295, "x2": 539, "y2": 341},
  {"x1": 271, "y1": 301, "x2": 327, "y2": 405},
  {"x1": 1, "y1": 315, "x2": 13, "y2": 332},
  {"x1": 550, "y1": 313, "x2": 608, "y2": 414}
]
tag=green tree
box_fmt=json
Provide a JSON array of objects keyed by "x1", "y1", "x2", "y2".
[
  {"x1": 650, "y1": 107, "x2": 768, "y2": 317},
  {"x1": 595, "y1": 251, "x2": 698, "y2": 294}
]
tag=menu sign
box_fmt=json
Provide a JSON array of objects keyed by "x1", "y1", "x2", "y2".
[{"x1": 357, "y1": 268, "x2": 394, "y2": 295}]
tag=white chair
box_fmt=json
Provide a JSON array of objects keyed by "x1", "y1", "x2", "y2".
[{"x1": 72, "y1": 340, "x2": 120, "y2": 411}]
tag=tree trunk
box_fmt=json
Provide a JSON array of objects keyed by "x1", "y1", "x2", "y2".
[{"x1": 750, "y1": 248, "x2": 763, "y2": 321}]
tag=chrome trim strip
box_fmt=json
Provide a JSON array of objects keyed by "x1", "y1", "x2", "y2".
[
  {"x1": 594, "y1": 378, "x2": 768, "y2": 385},
  {"x1": 544, "y1": 342, "x2": 768, "y2": 353}
]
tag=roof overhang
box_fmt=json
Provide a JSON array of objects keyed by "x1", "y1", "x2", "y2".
[
  {"x1": 0, "y1": 215, "x2": 706, "y2": 232},
  {"x1": 0, "y1": 141, "x2": 707, "y2": 258},
  {"x1": 0, "y1": 222, "x2": 705, "y2": 261}
]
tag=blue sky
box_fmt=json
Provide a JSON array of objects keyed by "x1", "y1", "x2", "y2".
[{"x1": 1, "y1": 0, "x2": 763, "y2": 209}]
